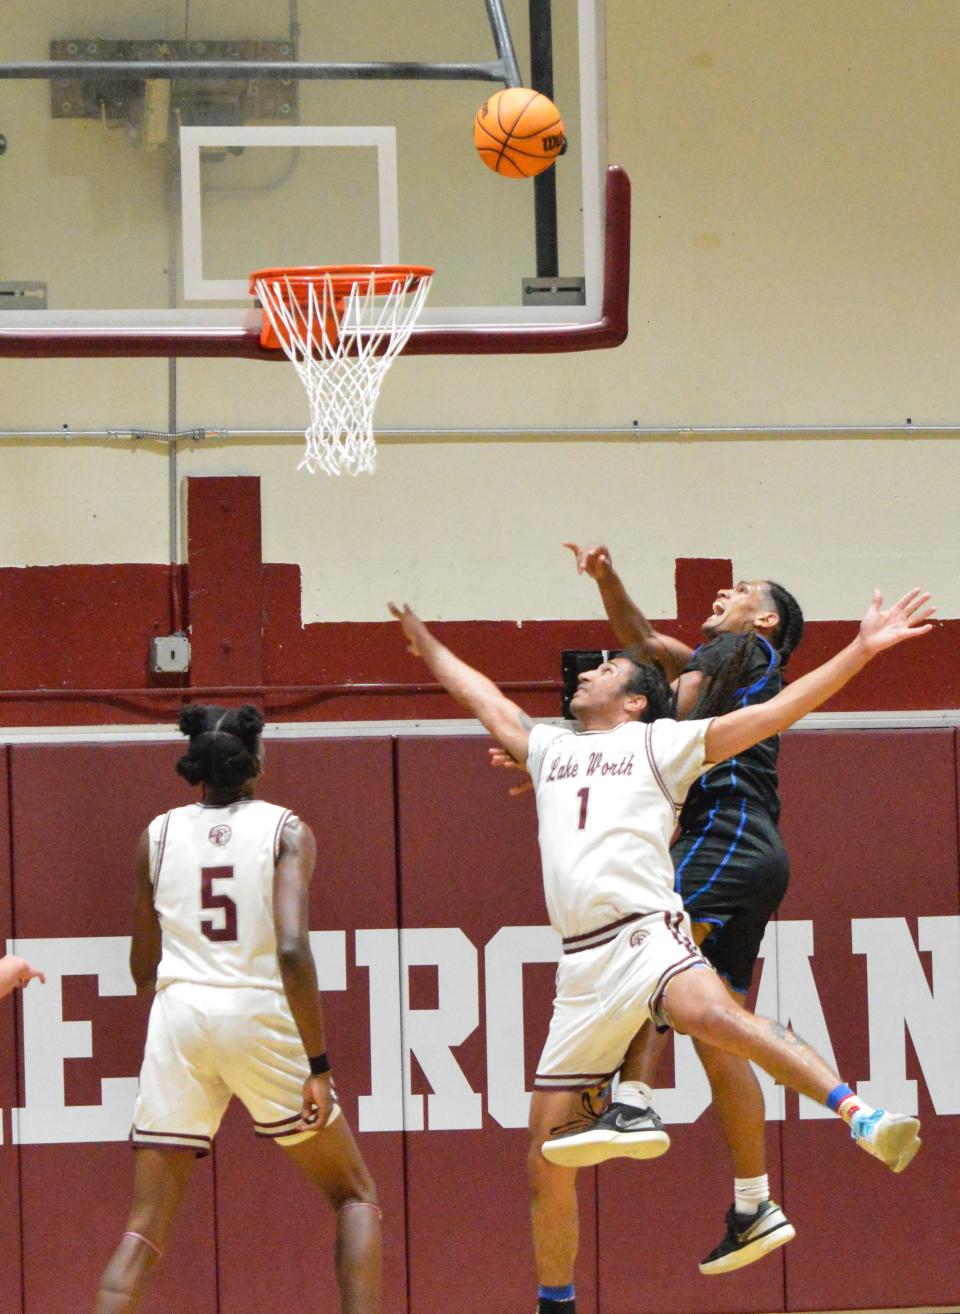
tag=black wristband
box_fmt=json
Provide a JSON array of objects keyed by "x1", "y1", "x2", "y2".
[{"x1": 308, "y1": 1052, "x2": 330, "y2": 1076}]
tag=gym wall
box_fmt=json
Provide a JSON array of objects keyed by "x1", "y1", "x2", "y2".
[
  {"x1": 1, "y1": 1, "x2": 959, "y2": 629},
  {"x1": 0, "y1": 727, "x2": 957, "y2": 1314}
]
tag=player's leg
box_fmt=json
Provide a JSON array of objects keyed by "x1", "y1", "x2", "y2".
[
  {"x1": 528, "y1": 1089, "x2": 594, "y2": 1312},
  {"x1": 661, "y1": 966, "x2": 921, "y2": 1171},
  {"x1": 222, "y1": 992, "x2": 380, "y2": 1313},
  {"x1": 693, "y1": 1001, "x2": 766, "y2": 1178},
  {"x1": 527, "y1": 937, "x2": 640, "y2": 1313},
  {"x1": 97, "y1": 984, "x2": 227, "y2": 1311},
  {"x1": 281, "y1": 1115, "x2": 381, "y2": 1314},
  {"x1": 93, "y1": 1148, "x2": 195, "y2": 1313},
  {"x1": 691, "y1": 997, "x2": 795, "y2": 1275}
]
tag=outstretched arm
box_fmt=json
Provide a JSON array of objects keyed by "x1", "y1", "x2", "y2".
[
  {"x1": 705, "y1": 590, "x2": 935, "y2": 763},
  {"x1": 0, "y1": 954, "x2": 45, "y2": 1000},
  {"x1": 563, "y1": 542, "x2": 694, "y2": 681},
  {"x1": 390, "y1": 604, "x2": 533, "y2": 764}
]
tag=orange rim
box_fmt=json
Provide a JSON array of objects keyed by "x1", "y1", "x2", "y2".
[
  {"x1": 249, "y1": 264, "x2": 434, "y2": 298},
  {"x1": 250, "y1": 265, "x2": 434, "y2": 351}
]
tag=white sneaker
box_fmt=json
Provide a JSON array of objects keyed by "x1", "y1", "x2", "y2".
[
  {"x1": 541, "y1": 1101, "x2": 670, "y2": 1168},
  {"x1": 850, "y1": 1109, "x2": 921, "y2": 1173}
]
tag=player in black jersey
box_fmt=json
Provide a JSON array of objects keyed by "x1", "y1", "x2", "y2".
[{"x1": 552, "y1": 544, "x2": 804, "y2": 1276}]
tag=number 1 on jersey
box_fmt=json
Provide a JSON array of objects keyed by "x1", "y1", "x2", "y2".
[{"x1": 576, "y1": 786, "x2": 590, "y2": 829}]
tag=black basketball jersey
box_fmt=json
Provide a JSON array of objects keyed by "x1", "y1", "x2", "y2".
[{"x1": 679, "y1": 633, "x2": 783, "y2": 823}]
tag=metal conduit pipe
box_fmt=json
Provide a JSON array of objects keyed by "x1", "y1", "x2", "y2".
[
  {"x1": 0, "y1": 426, "x2": 956, "y2": 439},
  {"x1": 0, "y1": 60, "x2": 513, "y2": 82}
]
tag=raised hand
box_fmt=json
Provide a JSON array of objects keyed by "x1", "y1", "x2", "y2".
[
  {"x1": 0, "y1": 954, "x2": 45, "y2": 1000},
  {"x1": 488, "y1": 746, "x2": 534, "y2": 796},
  {"x1": 388, "y1": 601, "x2": 424, "y2": 657},
  {"x1": 858, "y1": 589, "x2": 936, "y2": 653},
  {"x1": 562, "y1": 541, "x2": 613, "y2": 581}
]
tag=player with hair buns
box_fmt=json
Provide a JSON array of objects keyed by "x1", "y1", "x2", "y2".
[
  {"x1": 94, "y1": 704, "x2": 380, "y2": 1314},
  {"x1": 539, "y1": 543, "x2": 808, "y2": 1274},
  {"x1": 390, "y1": 587, "x2": 930, "y2": 1314}
]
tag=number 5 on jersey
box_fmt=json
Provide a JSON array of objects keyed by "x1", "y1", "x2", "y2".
[{"x1": 201, "y1": 865, "x2": 238, "y2": 941}]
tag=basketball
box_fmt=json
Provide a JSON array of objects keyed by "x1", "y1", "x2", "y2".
[{"x1": 473, "y1": 87, "x2": 566, "y2": 178}]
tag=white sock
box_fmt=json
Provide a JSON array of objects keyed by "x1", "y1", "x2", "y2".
[
  {"x1": 837, "y1": 1093, "x2": 874, "y2": 1127},
  {"x1": 615, "y1": 1080, "x2": 653, "y2": 1111},
  {"x1": 734, "y1": 1174, "x2": 769, "y2": 1216}
]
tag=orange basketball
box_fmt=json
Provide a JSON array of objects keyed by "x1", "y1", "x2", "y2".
[{"x1": 473, "y1": 87, "x2": 566, "y2": 178}]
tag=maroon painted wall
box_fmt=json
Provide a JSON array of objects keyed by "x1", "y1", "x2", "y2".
[
  {"x1": 0, "y1": 476, "x2": 955, "y2": 725},
  {"x1": 1, "y1": 730, "x2": 957, "y2": 1313}
]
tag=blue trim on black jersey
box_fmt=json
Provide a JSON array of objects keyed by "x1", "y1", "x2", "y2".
[
  {"x1": 674, "y1": 802, "x2": 721, "y2": 891},
  {"x1": 684, "y1": 797, "x2": 749, "y2": 906}
]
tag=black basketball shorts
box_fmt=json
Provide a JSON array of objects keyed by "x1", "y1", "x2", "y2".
[{"x1": 672, "y1": 800, "x2": 789, "y2": 995}]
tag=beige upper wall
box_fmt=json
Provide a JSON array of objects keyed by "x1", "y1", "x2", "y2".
[{"x1": 0, "y1": 0, "x2": 958, "y2": 623}]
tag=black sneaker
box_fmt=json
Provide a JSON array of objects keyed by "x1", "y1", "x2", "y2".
[
  {"x1": 698, "y1": 1200, "x2": 796, "y2": 1275},
  {"x1": 541, "y1": 1100, "x2": 670, "y2": 1168}
]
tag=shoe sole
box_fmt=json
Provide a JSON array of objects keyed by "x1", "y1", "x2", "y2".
[
  {"x1": 893, "y1": 1134, "x2": 922, "y2": 1173},
  {"x1": 698, "y1": 1220, "x2": 796, "y2": 1276},
  {"x1": 541, "y1": 1130, "x2": 670, "y2": 1168},
  {"x1": 871, "y1": 1116, "x2": 921, "y2": 1171}
]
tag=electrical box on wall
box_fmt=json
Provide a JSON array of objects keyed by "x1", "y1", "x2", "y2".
[{"x1": 150, "y1": 633, "x2": 191, "y2": 674}]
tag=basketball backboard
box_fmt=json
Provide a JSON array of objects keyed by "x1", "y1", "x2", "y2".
[{"x1": 0, "y1": 0, "x2": 624, "y2": 357}]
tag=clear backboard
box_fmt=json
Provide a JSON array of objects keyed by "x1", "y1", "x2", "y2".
[{"x1": 0, "y1": 0, "x2": 626, "y2": 357}]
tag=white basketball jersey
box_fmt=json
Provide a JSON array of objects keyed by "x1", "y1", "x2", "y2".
[
  {"x1": 150, "y1": 798, "x2": 294, "y2": 992},
  {"x1": 526, "y1": 718, "x2": 713, "y2": 939}
]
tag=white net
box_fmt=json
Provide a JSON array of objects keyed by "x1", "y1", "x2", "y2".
[{"x1": 255, "y1": 267, "x2": 433, "y2": 476}]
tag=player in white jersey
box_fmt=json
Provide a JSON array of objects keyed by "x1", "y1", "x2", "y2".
[
  {"x1": 390, "y1": 590, "x2": 931, "y2": 1314},
  {"x1": 94, "y1": 704, "x2": 380, "y2": 1314}
]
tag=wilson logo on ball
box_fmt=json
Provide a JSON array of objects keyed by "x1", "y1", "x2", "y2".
[{"x1": 473, "y1": 86, "x2": 566, "y2": 179}]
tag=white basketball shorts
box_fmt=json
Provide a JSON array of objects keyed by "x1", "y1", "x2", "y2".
[
  {"x1": 534, "y1": 910, "x2": 711, "y2": 1091},
  {"x1": 132, "y1": 981, "x2": 340, "y2": 1154}
]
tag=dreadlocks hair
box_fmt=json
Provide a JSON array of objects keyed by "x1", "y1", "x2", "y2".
[
  {"x1": 619, "y1": 649, "x2": 677, "y2": 722},
  {"x1": 765, "y1": 580, "x2": 804, "y2": 669},
  {"x1": 175, "y1": 703, "x2": 265, "y2": 789},
  {"x1": 688, "y1": 633, "x2": 760, "y2": 720}
]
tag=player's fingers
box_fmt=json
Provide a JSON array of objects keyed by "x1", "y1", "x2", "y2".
[
  {"x1": 561, "y1": 542, "x2": 585, "y2": 572},
  {"x1": 902, "y1": 590, "x2": 932, "y2": 615}
]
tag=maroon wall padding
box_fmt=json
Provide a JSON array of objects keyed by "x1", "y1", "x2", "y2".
[
  {"x1": 778, "y1": 730, "x2": 960, "y2": 1311},
  {"x1": 2, "y1": 730, "x2": 959, "y2": 1312},
  {"x1": 0, "y1": 747, "x2": 24, "y2": 1314},
  {"x1": 187, "y1": 477, "x2": 264, "y2": 691},
  {"x1": 10, "y1": 743, "x2": 218, "y2": 1313},
  {"x1": 395, "y1": 738, "x2": 601, "y2": 1314},
  {"x1": 211, "y1": 738, "x2": 408, "y2": 1314}
]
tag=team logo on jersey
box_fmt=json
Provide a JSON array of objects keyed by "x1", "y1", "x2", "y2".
[
  {"x1": 208, "y1": 824, "x2": 232, "y2": 847},
  {"x1": 629, "y1": 927, "x2": 649, "y2": 949}
]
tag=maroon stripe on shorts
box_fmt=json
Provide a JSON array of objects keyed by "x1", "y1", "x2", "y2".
[
  {"x1": 562, "y1": 912, "x2": 643, "y2": 946},
  {"x1": 254, "y1": 1113, "x2": 302, "y2": 1130}
]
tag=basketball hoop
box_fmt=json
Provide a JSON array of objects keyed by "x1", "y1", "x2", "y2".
[{"x1": 250, "y1": 264, "x2": 434, "y2": 476}]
